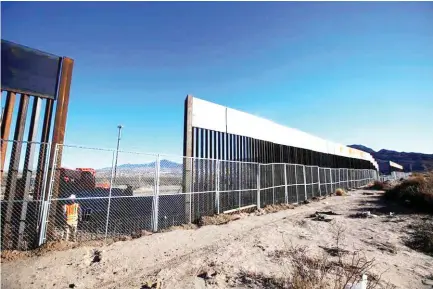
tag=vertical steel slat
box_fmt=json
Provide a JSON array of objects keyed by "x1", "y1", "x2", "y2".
[
  {"x1": 1, "y1": 91, "x2": 16, "y2": 178},
  {"x1": 3, "y1": 94, "x2": 30, "y2": 248}
]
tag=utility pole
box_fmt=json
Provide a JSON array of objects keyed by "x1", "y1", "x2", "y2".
[{"x1": 113, "y1": 125, "x2": 123, "y2": 184}]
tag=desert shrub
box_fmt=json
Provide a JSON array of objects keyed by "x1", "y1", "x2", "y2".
[
  {"x1": 335, "y1": 188, "x2": 346, "y2": 196},
  {"x1": 235, "y1": 270, "x2": 289, "y2": 288},
  {"x1": 368, "y1": 181, "x2": 387, "y2": 191},
  {"x1": 259, "y1": 222, "x2": 395, "y2": 289},
  {"x1": 405, "y1": 220, "x2": 433, "y2": 256},
  {"x1": 384, "y1": 172, "x2": 433, "y2": 213}
]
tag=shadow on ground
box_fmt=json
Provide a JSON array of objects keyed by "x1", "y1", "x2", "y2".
[{"x1": 349, "y1": 192, "x2": 429, "y2": 217}]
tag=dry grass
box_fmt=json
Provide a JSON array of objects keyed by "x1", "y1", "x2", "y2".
[
  {"x1": 240, "y1": 221, "x2": 396, "y2": 289},
  {"x1": 384, "y1": 172, "x2": 433, "y2": 213},
  {"x1": 405, "y1": 219, "x2": 433, "y2": 257},
  {"x1": 335, "y1": 188, "x2": 346, "y2": 196},
  {"x1": 263, "y1": 203, "x2": 296, "y2": 213},
  {"x1": 235, "y1": 270, "x2": 289, "y2": 288},
  {"x1": 368, "y1": 181, "x2": 390, "y2": 191},
  {"x1": 1, "y1": 239, "x2": 106, "y2": 263},
  {"x1": 160, "y1": 223, "x2": 198, "y2": 232},
  {"x1": 198, "y1": 214, "x2": 241, "y2": 226}
]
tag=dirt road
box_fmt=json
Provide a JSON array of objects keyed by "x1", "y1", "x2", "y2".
[{"x1": 2, "y1": 189, "x2": 433, "y2": 289}]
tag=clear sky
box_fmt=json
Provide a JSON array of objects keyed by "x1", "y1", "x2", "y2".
[{"x1": 1, "y1": 2, "x2": 432, "y2": 168}]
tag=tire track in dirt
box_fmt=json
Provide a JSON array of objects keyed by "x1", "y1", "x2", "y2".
[{"x1": 97, "y1": 195, "x2": 361, "y2": 289}]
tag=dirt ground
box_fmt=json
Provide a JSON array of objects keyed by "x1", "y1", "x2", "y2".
[{"x1": 2, "y1": 189, "x2": 433, "y2": 289}]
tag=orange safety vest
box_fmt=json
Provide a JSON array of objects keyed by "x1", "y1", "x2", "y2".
[{"x1": 64, "y1": 203, "x2": 79, "y2": 225}]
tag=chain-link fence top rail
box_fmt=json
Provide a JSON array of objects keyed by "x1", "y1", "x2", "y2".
[{"x1": 1, "y1": 143, "x2": 378, "y2": 250}]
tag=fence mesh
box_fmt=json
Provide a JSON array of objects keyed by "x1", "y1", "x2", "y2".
[
  {"x1": 1, "y1": 142, "x2": 392, "y2": 251},
  {"x1": 1, "y1": 141, "x2": 50, "y2": 250}
]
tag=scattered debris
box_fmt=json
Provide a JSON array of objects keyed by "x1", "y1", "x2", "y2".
[
  {"x1": 91, "y1": 250, "x2": 101, "y2": 264},
  {"x1": 421, "y1": 278, "x2": 433, "y2": 287},
  {"x1": 197, "y1": 268, "x2": 217, "y2": 280},
  {"x1": 253, "y1": 243, "x2": 266, "y2": 252},
  {"x1": 142, "y1": 230, "x2": 153, "y2": 236},
  {"x1": 309, "y1": 212, "x2": 333, "y2": 222},
  {"x1": 232, "y1": 270, "x2": 286, "y2": 288},
  {"x1": 314, "y1": 210, "x2": 341, "y2": 216},
  {"x1": 140, "y1": 279, "x2": 161, "y2": 289},
  {"x1": 319, "y1": 245, "x2": 349, "y2": 257},
  {"x1": 350, "y1": 211, "x2": 378, "y2": 219},
  {"x1": 362, "y1": 240, "x2": 397, "y2": 255}
]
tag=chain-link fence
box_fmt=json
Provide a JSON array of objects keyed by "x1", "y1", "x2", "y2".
[
  {"x1": 379, "y1": 171, "x2": 411, "y2": 182},
  {"x1": 1, "y1": 143, "x2": 379, "y2": 250},
  {"x1": 1, "y1": 140, "x2": 51, "y2": 250}
]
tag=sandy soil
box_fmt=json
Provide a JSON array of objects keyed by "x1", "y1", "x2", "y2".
[{"x1": 2, "y1": 189, "x2": 433, "y2": 289}]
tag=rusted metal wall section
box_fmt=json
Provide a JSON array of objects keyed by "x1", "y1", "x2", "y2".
[
  {"x1": 187, "y1": 96, "x2": 378, "y2": 170},
  {"x1": 183, "y1": 96, "x2": 379, "y2": 222},
  {"x1": 1, "y1": 39, "x2": 73, "y2": 250}
]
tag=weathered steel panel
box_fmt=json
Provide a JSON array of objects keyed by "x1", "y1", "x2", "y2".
[{"x1": 1, "y1": 40, "x2": 61, "y2": 99}]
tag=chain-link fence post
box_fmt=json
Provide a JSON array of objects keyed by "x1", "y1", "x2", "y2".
[
  {"x1": 284, "y1": 164, "x2": 288, "y2": 204},
  {"x1": 294, "y1": 164, "x2": 299, "y2": 203},
  {"x1": 104, "y1": 150, "x2": 116, "y2": 242},
  {"x1": 36, "y1": 142, "x2": 51, "y2": 246},
  {"x1": 303, "y1": 165, "x2": 307, "y2": 200},
  {"x1": 238, "y1": 162, "x2": 241, "y2": 210},
  {"x1": 256, "y1": 163, "x2": 261, "y2": 209},
  {"x1": 317, "y1": 166, "x2": 321, "y2": 197},
  {"x1": 324, "y1": 167, "x2": 328, "y2": 195},
  {"x1": 215, "y1": 160, "x2": 220, "y2": 214},
  {"x1": 337, "y1": 168, "x2": 341, "y2": 188},
  {"x1": 329, "y1": 168, "x2": 333, "y2": 193},
  {"x1": 346, "y1": 169, "x2": 349, "y2": 189},
  {"x1": 38, "y1": 144, "x2": 59, "y2": 246},
  {"x1": 272, "y1": 164, "x2": 275, "y2": 205},
  {"x1": 189, "y1": 158, "x2": 193, "y2": 223},
  {"x1": 152, "y1": 154, "x2": 160, "y2": 232}
]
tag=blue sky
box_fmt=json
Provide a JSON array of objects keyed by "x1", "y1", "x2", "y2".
[{"x1": 1, "y1": 2, "x2": 433, "y2": 168}]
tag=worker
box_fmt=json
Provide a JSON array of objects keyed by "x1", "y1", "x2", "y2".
[{"x1": 63, "y1": 194, "x2": 81, "y2": 242}]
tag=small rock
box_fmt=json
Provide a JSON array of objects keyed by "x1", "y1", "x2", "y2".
[
  {"x1": 206, "y1": 269, "x2": 217, "y2": 279},
  {"x1": 142, "y1": 230, "x2": 153, "y2": 236},
  {"x1": 69, "y1": 284, "x2": 75, "y2": 288}
]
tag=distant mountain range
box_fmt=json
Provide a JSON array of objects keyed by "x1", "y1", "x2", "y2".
[
  {"x1": 98, "y1": 160, "x2": 182, "y2": 172},
  {"x1": 348, "y1": 145, "x2": 433, "y2": 173},
  {"x1": 98, "y1": 148, "x2": 433, "y2": 174}
]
